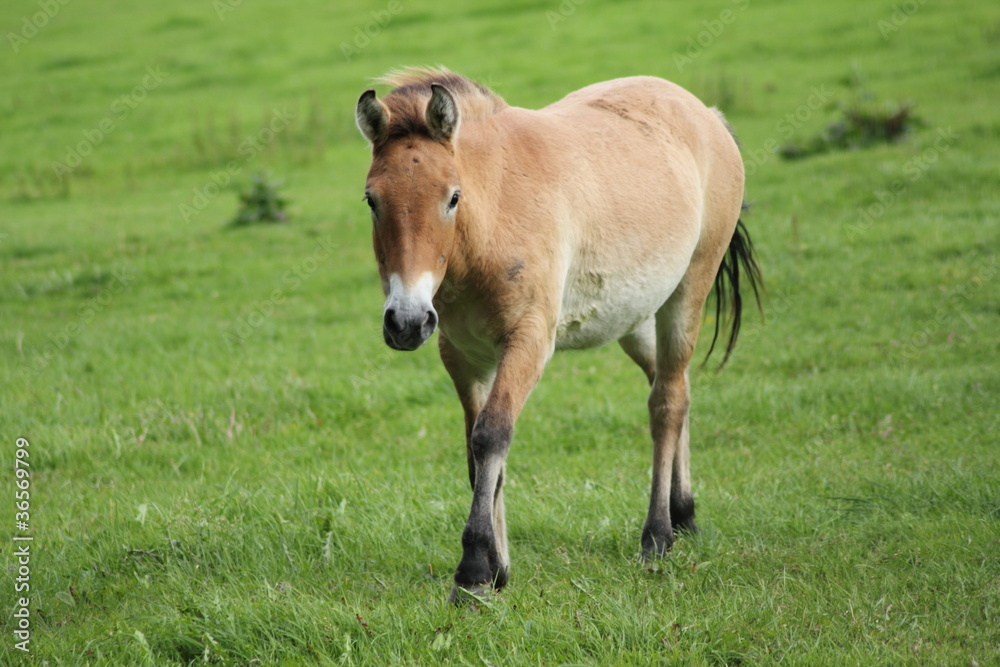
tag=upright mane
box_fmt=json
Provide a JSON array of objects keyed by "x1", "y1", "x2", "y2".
[{"x1": 376, "y1": 67, "x2": 507, "y2": 140}]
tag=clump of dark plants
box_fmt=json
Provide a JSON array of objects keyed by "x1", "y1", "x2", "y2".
[
  {"x1": 230, "y1": 171, "x2": 289, "y2": 226},
  {"x1": 780, "y1": 68, "x2": 924, "y2": 160}
]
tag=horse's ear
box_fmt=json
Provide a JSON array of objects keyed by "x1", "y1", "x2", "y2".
[
  {"x1": 356, "y1": 89, "x2": 390, "y2": 145},
  {"x1": 426, "y1": 84, "x2": 460, "y2": 143}
]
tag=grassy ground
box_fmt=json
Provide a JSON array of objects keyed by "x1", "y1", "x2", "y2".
[{"x1": 2, "y1": 0, "x2": 999, "y2": 664}]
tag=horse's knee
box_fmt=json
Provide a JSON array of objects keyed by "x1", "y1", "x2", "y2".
[
  {"x1": 648, "y1": 376, "x2": 690, "y2": 413},
  {"x1": 470, "y1": 411, "x2": 513, "y2": 460}
]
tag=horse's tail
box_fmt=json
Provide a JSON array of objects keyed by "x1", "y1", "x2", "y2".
[{"x1": 703, "y1": 209, "x2": 764, "y2": 368}]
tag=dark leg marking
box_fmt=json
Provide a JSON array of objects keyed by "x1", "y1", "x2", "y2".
[
  {"x1": 453, "y1": 410, "x2": 513, "y2": 593},
  {"x1": 670, "y1": 491, "x2": 697, "y2": 534}
]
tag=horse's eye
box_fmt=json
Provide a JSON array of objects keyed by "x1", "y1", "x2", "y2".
[
  {"x1": 363, "y1": 194, "x2": 377, "y2": 211},
  {"x1": 448, "y1": 191, "x2": 460, "y2": 210}
]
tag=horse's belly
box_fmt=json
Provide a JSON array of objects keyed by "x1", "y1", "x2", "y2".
[{"x1": 554, "y1": 265, "x2": 683, "y2": 350}]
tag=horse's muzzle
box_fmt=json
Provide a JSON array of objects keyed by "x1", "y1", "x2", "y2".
[{"x1": 383, "y1": 306, "x2": 438, "y2": 351}]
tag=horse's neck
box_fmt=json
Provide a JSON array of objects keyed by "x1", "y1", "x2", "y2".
[
  {"x1": 449, "y1": 120, "x2": 507, "y2": 275},
  {"x1": 448, "y1": 110, "x2": 558, "y2": 290}
]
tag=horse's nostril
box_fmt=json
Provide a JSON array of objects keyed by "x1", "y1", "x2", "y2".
[
  {"x1": 384, "y1": 308, "x2": 402, "y2": 333},
  {"x1": 424, "y1": 309, "x2": 438, "y2": 332}
]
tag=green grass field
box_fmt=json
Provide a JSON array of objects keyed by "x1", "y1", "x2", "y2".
[{"x1": 2, "y1": 0, "x2": 999, "y2": 664}]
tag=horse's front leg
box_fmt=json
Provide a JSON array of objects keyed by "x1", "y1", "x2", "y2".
[{"x1": 449, "y1": 326, "x2": 552, "y2": 603}]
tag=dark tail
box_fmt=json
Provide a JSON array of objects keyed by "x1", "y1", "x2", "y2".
[{"x1": 703, "y1": 214, "x2": 764, "y2": 368}]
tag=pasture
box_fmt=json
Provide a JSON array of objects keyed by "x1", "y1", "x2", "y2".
[{"x1": 2, "y1": 0, "x2": 998, "y2": 664}]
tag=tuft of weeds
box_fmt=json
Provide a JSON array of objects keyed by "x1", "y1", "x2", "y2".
[
  {"x1": 780, "y1": 67, "x2": 924, "y2": 159},
  {"x1": 229, "y1": 171, "x2": 289, "y2": 226}
]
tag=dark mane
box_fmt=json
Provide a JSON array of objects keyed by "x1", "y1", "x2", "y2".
[{"x1": 376, "y1": 67, "x2": 507, "y2": 139}]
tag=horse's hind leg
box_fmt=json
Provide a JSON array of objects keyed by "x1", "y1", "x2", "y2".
[
  {"x1": 618, "y1": 318, "x2": 657, "y2": 386},
  {"x1": 642, "y1": 286, "x2": 707, "y2": 559},
  {"x1": 621, "y1": 316, "x2": 698, "y2": 546}
]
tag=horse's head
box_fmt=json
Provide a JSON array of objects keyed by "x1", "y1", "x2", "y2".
[{"x1": 356, "y1": 84, "x2": 461, "y2": 351}]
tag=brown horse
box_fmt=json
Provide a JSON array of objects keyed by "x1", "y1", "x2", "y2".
[{"x1": 355, "y1": 68, "x2": 761, "y2": 602}]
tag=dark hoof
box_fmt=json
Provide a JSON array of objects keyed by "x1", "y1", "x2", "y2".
[
  {"x1": 673, "y1": 518, "x2": 699, "y2": 535},
  {"x1": 670, "y1": 496, "x2": 697, "y2": 533},
  {"x1": 641, "y1": 525, "x2": 674, "y2": 561},
  {"x1": 448, "y1": 581, "x2": 493, "y2": 606},
  {"x1": 450, "y1": 562, "x2": 508, "y2": 605}
]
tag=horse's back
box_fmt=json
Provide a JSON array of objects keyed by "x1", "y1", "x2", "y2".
[
  {"x1": 548, "y1": 76, "x2": 703, "y2": 110},
  {"x1": 546, "y1": 76, "x2": 731, "y2": 142}
]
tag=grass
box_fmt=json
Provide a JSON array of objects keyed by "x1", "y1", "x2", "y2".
[{"x1": 2, "y1": 0, "x2": 999, "y2": 664}]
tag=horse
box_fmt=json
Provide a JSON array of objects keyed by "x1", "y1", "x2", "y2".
[{"x1": 355, "y1": 67, "x2": 762, "y2": 602}]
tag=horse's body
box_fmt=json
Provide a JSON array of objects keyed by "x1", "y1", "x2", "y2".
[{"x1": 356, "y1": 68, "x2": 761, "y2": 601}]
